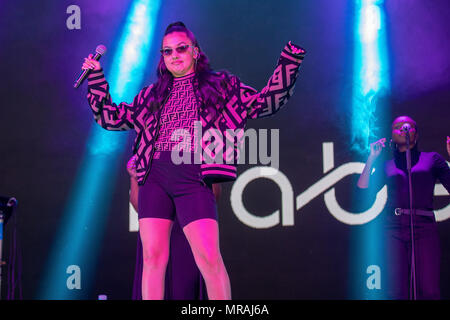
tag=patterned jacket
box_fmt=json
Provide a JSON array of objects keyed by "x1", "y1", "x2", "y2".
[{"x1": 87, "y1": 42, "x2": 305, "y2": 185}]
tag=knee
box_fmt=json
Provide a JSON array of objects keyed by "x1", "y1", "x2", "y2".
[
  {"x1": 142, "y1": 246, "x2": 169, "y2": 270},
  {"x1": 194, "y1": 247, "x2": 222, "y2": 274}
]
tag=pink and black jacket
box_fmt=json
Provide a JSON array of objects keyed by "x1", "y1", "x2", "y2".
[{"x1": 87, "y1": 42, "x2": 305, "y2": 185}]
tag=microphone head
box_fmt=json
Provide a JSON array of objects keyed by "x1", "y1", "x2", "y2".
[
  {"x1": 7, "y1": 197, "x2": 17, "y2": 207},
  {"x1": 401, "y1": 123, "x2": 411, "y2": 132},
  {"x1": 95, "y1": 45, "x2": 107, "y2": 56}
]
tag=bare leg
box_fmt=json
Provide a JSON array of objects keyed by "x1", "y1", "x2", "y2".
[
  {"x1": 139, "y1": 217, "x2": 173, "y2": 300},
  {"x1": 183, "y1": 218, "x2": 231, "y2": 300}
]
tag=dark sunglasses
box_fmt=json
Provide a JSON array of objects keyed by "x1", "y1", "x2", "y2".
[{"x1": 160, "y1": 44, "x2": 194, "y2": 57}]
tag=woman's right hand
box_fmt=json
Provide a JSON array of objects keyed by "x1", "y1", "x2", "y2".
[
  {"x1": 127, "y1": 155, "x2": 138, "y2": 178},
  {"x1": 358, "y1": 137, "x2": 386, "y2": 189},
  {"x1": 82, "y1": 54, "x2": 102, "y2": 71},
  {"x1": 368, "y1": 138, "x2": 386, "y2": 161}
]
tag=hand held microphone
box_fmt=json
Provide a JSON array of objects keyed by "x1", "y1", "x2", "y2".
[{"x1": 74, "y1": 45, "x2": 107, "y2": 88}]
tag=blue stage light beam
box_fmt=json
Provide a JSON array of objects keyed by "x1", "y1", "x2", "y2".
[
  {"x1": 39, "y1": 0, "x2": 161, "y2": 299},
  {"x1": 350, "y1": 0, "x2": 390, "y2": 300},
  {"x1": 351, "y1": 0, "x2": 390, "y2": 155}
]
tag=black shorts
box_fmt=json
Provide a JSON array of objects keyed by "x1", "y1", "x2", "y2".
[{"x1": 138, "y1": 152, "x2": 218, "y2": 228}]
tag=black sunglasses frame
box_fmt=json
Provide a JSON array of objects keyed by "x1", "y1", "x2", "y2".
[{"x1": 160, "y1": 44, "x2": 194, "y2": 56}]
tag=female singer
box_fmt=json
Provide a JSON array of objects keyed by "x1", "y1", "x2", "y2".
[{"x1": 82, "y1": 21, "x2": 306, "y2": 299}]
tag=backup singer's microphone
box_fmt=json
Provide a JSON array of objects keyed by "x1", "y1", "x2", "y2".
[
  {"x1": 7, "y1": 197, "x2": 17, "y2": 207},
  {"x1": 401, "y1": 123, "x2": 411, "y2": 133},
  {"x1": 74, "y1": 45, "x2": 107, "y2": 88}
]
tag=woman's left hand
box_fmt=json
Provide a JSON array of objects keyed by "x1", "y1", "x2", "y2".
[
  {"x1": 288, "y1": 41, "x2": 306, "y2": 55},
  {"x1": 446, "y1": 136, "x2": 450, "y2": 157}
]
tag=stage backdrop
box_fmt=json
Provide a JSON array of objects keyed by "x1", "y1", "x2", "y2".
[{"x1": 1, "y1": 0, "x2": 449, "y2": 299}]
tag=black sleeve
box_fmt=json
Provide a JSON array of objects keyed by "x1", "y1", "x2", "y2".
[{"x1": 433, "y1": 152, "x2": 450, "y2": 193}]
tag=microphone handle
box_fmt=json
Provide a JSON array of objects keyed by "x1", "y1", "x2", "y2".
[
  {"x1": 74, "y1": 52, "x2": 102, "y2": 89},
  {"x1": 405, "y1": 132, "x2": 412, "y2": 170}
]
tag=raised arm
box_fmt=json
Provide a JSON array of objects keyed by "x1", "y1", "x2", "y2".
[
  {"x1": 239, "y1": 41, "x2": 306, "y2": 119},
  {"x1": 357, "y1": 138, "x2": 386, "y2": 189},
  {"x1": 83, "y1": 54, "x2": 148, "y2": 131}
]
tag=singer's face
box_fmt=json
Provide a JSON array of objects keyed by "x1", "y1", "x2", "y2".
[
  {"x1": 162, "y1": 32, "x2": 197, "y2": 78},
  {"x1": 391, "y1": 116, "x2": 417, "y2": 145}
]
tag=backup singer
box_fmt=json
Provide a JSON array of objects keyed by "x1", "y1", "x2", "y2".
[
  {"x1": 357, "y1": 116, "x2": 450, "y2": 299},
  {"x1": 82, "y1": 21, "x2": 306, "y2": 299}
]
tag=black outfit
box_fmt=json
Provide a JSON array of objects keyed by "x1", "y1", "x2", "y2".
[{"x1": 363, "y1": 146, "x2": 450, "y2": 299}]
